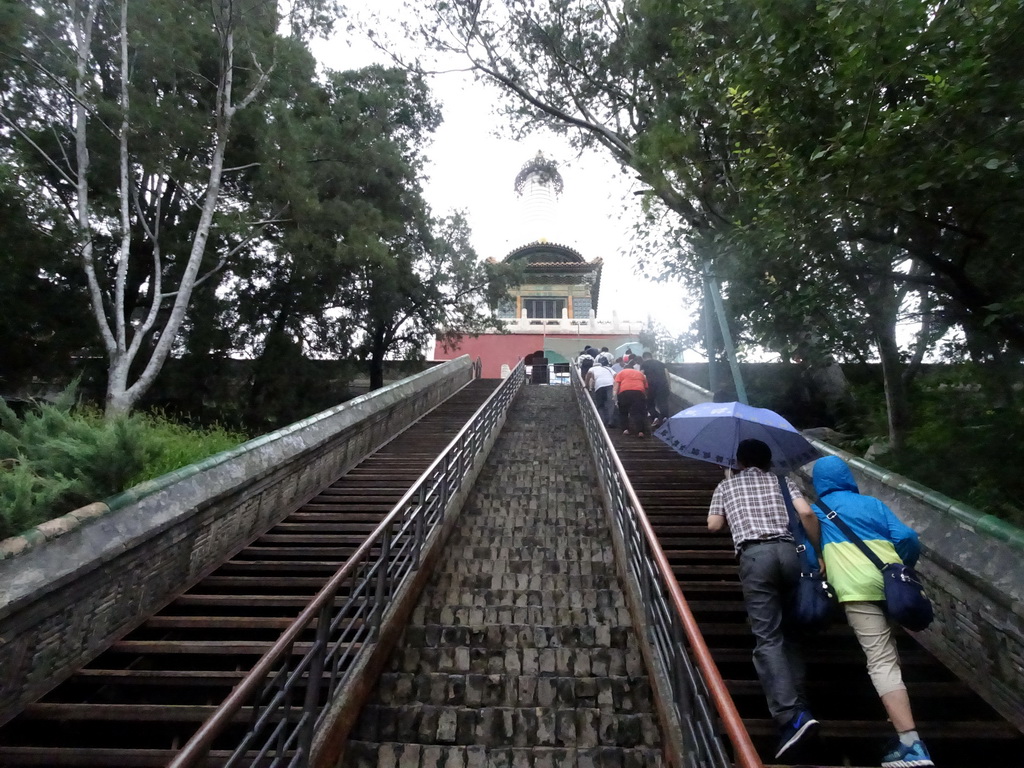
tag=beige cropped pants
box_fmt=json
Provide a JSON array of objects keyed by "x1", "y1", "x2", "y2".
[{"x1": 844, "y1": 601, "x2": 906, "y2": 697}]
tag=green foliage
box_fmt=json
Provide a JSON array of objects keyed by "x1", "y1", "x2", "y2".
[
  {"x1": 224, "y1": 64, "x2": 516, "y2": 393},
  {"x1": 0, "y1": 0, "x2": 340, "y2": 415},
  {"x1": 127, "y1": 411, "x2": 248, "y2": 486},
  {"x1": 0, "y1": 391, "x2": 246, "y2": 540},
  {"x1": 420, "y1": 0, "x2": 1024, "y2": 451},
  {"x1": 0, "y1": 179, "x2": 96, "y2": 390},
  {"x1": 843, "y1": 371, "x2": 1024, "y2": 526}
]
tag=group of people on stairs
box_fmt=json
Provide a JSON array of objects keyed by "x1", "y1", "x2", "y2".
[
  {"x1": 709, "y1": 441, "x2": 934, "y2": 768},
  {"x1": 580, "y1": 346, "x2": 670, "y2": 438},
  {"x1": 575, "y1": 347, "x2": 934, "y2": 767}
]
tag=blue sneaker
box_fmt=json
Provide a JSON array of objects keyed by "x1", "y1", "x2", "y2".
[
  {"x1": 775, "y1": 710, "x2": 819, "y2": 758},
  {"x1": 881, "y1": 738, "x2": 934, "y2": 767}
]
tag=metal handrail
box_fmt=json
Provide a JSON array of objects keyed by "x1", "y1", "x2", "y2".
[
  {"x1": 169, "y1": 362, "x2": 526, "y2": 768},
  {"x1": 571, "y1": 369, "x2": 762, "y2": 768}
]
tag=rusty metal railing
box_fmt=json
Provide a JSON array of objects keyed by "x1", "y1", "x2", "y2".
[
  {"x1": 168, "y1": 362, "x2": 525, "y2": 768},
  {"x1": 571, "y1": 368, "x2": 762, "y2": 768}
]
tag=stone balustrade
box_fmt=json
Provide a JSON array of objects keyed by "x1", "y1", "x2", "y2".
[
  {"x1": 668, "y1": 368, "x2": 1024, "y2": 731},
  {"x1": 0, "y1": 356, "x2": 476, "y2": 727}
]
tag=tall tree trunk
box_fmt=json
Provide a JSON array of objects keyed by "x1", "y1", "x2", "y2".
[
  {"x1": 861, "y1": 253, "x2": 911, "y2": 453},
  {"x1": 369, "y1": 349, "x2": 386, "y2": 391},
  {"x1": 875, "y1": 323, "x2": 910, "y2": 454},
  {"x1": 101, "y1": 3, "x2": 272, "y2": 417}
]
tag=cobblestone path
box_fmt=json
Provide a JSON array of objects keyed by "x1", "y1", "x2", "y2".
[{"x1": 344, "y1": 386, "x2": 663, "y2": 768}]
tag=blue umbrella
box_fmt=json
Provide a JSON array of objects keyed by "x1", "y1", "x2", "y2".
[{"x1": 654, "y1": 401, "x2": 820, "y2": 472}]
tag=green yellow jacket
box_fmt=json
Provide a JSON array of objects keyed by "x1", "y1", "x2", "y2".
[{"x1": 811, "y1": 456, "x2": 921, "y2": 603}]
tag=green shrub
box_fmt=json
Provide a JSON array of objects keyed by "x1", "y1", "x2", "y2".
[
  {"x1": 0, "y1": 391, "x2": 247, "y2": 540},
  {"x1": 842, "y1": 371, "x2": 1024, "y2": 527},
  {"x1": 128, "y1": 411, "x2": 248, "y2": 487}
]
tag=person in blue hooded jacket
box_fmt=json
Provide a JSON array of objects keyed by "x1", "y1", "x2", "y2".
[{"x1": 811, "y1": 455, "x2": 933, "y2": 768}]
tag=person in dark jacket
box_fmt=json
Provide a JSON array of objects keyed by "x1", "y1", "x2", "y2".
[
  {"x1": 709, "y1": 439, "x2": 823, "y2": 759},
  {"x1": 640, "y1": 351, "x2": 670, "y2": 426},
  {"x1": 811, "y1": 456, "x2": 933, "y2": 768},
  {"x1": 577, "y1": 349, "x2": 595, "y2": 378}
]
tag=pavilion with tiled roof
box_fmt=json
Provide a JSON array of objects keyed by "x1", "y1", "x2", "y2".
[
  {"x1": 432, "y1": 155, "x2": 643, "y2": 378},
  {"x1": 494, "y1": 240, "x2": 603, "y2": 323}
]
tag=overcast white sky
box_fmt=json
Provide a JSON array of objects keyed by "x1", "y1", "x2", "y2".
[{"x1": 311, "y1": 5, "x2": 699, "y2": 338}]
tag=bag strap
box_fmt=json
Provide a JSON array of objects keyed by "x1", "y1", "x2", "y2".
[
  {"x1": 777, "y1": 476, "x2": 811, "y2": 557},
  {"x1": 814, "y1": 494, "x2": 887, "y2": 571}
]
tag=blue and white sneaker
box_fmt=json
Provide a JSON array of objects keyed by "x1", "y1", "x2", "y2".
[
  {"x1": 775, "y1": 710, "x2": 819, "y2": 758},
  {"x1": 881, "y1": 738, "x2": 934, "y2": 767}
]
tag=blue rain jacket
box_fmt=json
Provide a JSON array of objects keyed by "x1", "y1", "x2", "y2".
[{"x1": 811, "y1": 456, "x2": 920, "y2": 602}]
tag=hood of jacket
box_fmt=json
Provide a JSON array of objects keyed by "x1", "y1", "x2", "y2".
[{"x1": 812, "y1": 455, "x2": 860, "y2": 498}]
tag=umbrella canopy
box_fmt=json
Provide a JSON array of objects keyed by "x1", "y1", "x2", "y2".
[
  {"x1": 654, "y1": 401, "x2": 820, "y2": 472},
  {"x1": 612, "y1": 341, "x2": 645, "y2": 359}
]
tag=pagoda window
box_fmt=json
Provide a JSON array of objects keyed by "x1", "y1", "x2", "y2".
[{"x1": 523, "y1": 298, "x2": 565, "y2": 319}]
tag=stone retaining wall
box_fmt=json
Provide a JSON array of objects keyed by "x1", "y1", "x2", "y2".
[
  {"x1": 667, "y1": 371, "x2": 713, "y2": 409},
  {"x1": 0, "y1": 356, "x2": 475, "y2": 727},
  {"x1": 670, "y1": 370, "x2": 1024, "y2": 731},
  {"x1": 794, "y1": 442, "x2": 1024, "y2": 732}
]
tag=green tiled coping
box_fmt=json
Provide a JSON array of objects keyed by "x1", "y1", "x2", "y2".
[
  {"x1": 663, "y1": 370, "x2": 1024, "y2": 557},
  {"x1": 666, "y1": 369, "x2": 1024, "y2": 553},
  {"x1": 0, "y1": 359, "x2": 465, "y2": 561},
  {"x1": 805, "y1": 437, "x2": 1024, "y2": 553}
]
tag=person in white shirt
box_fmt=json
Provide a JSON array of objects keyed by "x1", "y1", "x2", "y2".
[{"x1": 585, "y1": 359, "x2": 615, "y2": 426}]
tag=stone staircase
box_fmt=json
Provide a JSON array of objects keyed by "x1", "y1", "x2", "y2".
[{"x1": 343, "y1": 386, "x2": 664, "y2": 768}]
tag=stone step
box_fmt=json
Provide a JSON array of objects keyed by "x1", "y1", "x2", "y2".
[
  {"x1": 421, "y1": 590, "x2": 627, "y2": 610},
  {"x1": 409, "y1": 605, "x2": 633, "y2": 628},
  {"x1": 435, "y1": 560, "x2": 618, "y2": 577},
  {"x1": 446, "y1": 548, "x2": 614, "y2": 561},
  {"x1": 399, "y1": 624, "x2": 636, "y2": 651},
  {"x1": 427, "y1": 574, "x2": 622, "y2": 594},
  {"x1": 375, "y1": 672, "x2": 654, "y2": 711},
  {"x1": 343, "y1": 741, "x2": 665, "y2": 768},
  {"x1": 454, "y1": 513, "x2": 609, "y2": 524},
  {"x1": 350, "y1": 705, "x2": 660, "y2": 749},
  {"x1": 450, "y1": 526, "x2": 613, "y2": 539},
  {"x1": 462, "y1": 494, "x2": 600, "y2": 503},
  {"x1": 387, "y1": 646, "x2": 645, "y2": 677}
]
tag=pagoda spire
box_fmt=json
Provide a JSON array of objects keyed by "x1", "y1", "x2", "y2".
[{"x1": 513, "y1": 152, "x2": 564, "y2": 243}]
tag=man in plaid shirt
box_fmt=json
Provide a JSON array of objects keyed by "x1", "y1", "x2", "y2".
[{"x1": 708, "y1": 439, "x2": 824, "y2": 759}]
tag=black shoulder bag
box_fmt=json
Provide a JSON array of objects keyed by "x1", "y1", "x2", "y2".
[
  {"x1": 777, "y1": 477, "x2": 838, "y2": 630},
  {"x1": 815, "y1": 495, "x2": 933, "y2": 632}
]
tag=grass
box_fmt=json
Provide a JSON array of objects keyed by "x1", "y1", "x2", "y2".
[{"x1": 0, "y1": 393, "x2": 248, "y2": 541}]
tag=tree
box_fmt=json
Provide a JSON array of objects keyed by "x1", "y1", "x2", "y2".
[
  {"x1": 0, "y1": 0, "x2": 335, "y2": 415},
  {"x1": 657, "y1": 0, "x2": 1024, "y2": 440},
  {"x1": 410, "y1": 0, "x2": 1024, "y2": 448},
  {"x1": 347, "y1": 211, "x2": 520, "y2": 390},
  {"x1": 0, "y1": 174, "x2": 97, "y2": 391},
  {"x1": 225, "y1": 65, "x2": 519, "y2": 393}
]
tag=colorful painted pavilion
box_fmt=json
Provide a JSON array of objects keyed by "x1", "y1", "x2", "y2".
[{"x1": 432, "y1": 154, "x2": 644, "y2": 378}]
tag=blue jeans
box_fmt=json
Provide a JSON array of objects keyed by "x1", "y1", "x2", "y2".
[
  {"x1": 738, "y1": 540, "x2": 807, "y2": 725},
  {"x1": 592, "y1": 386, "x2": 614, "y2": 425}
]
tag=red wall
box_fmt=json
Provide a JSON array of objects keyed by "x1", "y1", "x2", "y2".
[{"x1": 434, "y1": 334, "x2": 631, "y2": 378}]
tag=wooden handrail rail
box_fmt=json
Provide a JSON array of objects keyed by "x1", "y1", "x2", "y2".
[
  {"x1": 169, "y1": 364, "x2": 525, "y2": 768},
  {"x1": 574, "y1": 368, "x2": 763, "y2": 768}
]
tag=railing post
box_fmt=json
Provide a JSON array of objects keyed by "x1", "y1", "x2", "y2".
[
  {"x1": 372, "y1": 524, "x2": 393, "y2": 638},
  {"x1": 297, "y1": 601, "x2": 332, "y2": 760},
  {"x1": 441, "y1": 454, "x2": 453, "y2": 507},
  {"x1": 671, "y1": 618, "x2": 693, "y2": 718},
  {"x1": 414, "y1": 485, "x2": 427, "y2": 566},
  {"x1": 637, "y1": 532, "x2": 652, "y2": 610}
]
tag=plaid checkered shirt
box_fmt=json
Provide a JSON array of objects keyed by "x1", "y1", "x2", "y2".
[{"x1": 708, "y1": 467, "x2": 802, "y2": 553}]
